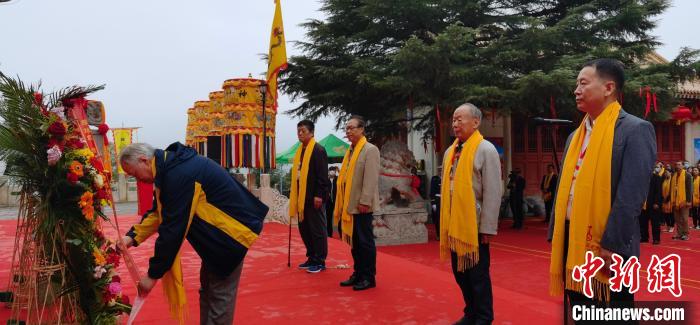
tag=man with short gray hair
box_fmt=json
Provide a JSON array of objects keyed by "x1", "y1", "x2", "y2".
[
  {"x1": 120, "y1": 142, "x2": 268, "y2": 324},
  {"x1": 441, "y1": 103, "x2": 502, "y2": 325}
]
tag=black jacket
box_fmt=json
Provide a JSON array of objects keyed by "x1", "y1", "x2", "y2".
[
  {"x1": 298, "y1": 142, "x2": 330, "y2": 207},
  {"x1": 127, "y1": 142, "x2": 269, "y2": 278},
  {"x1": 540, "y1": 173, "x2": 558, "y2": 193},
  {"x1": 646, "y1": 173, "x2": 663, "y2": 209}
]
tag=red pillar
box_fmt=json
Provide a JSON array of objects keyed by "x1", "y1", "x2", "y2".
[{"x1": 137, "y1": 181, "x2": 154, "y2": 216}]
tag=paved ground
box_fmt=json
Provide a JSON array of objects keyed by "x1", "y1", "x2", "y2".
[{"x1": 0, "y1": 201, "x2": 139, "y2": 220}]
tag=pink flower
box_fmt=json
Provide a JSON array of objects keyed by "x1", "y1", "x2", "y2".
[
  {"x1": 47, "y1": 145, "x2": 62, "y2": 166},
  {"x1": 107, "y1": 282, "x2": 122, "y2": 296}
]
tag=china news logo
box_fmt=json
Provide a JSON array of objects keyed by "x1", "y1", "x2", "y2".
[{"x1": 572, "y1": 251, "x2": 682, "y2": 298}]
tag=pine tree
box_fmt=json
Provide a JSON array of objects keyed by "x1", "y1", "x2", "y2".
[{"x1": 281, "y1": 0, "x2": 699, "y2": 136}]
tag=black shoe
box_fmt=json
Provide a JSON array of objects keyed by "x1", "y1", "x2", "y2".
[
  {"x1": 652, "y1": 240, "x2": 660, "y2": 245},
  {"x1": 340, "y1": 274, "x2": 358, "y2": 287},
  {"x1": 352, "y1": 279, "x2": 376, "y2": 291},
  {"x1": 298, "y1": 261, "x2": 312, "y2": 269},
  {"x1": 452, "y1": 315, "x2": 469, "y2": 325}
]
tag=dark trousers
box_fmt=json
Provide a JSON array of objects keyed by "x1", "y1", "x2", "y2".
[
  {"x1": 664, "y1": 212, "x2": 674, "y2": 227},
  {"x1": 639, "y1": 208, "x2": 661, "y2": 242},
  {"x1": 432, "y1": 199, "x2": 441, "y2": 238},
  {"x1": 451, "y1": 245, "x2": 494, "y2": 325},
  {"x1": 562, "y1": 222, "x2": 635, "y2": 324},
  {"x1": 351, "y1": 213, "x2": 376, "y2": 281},
  {"x1": 510, "y1": 194, "x2": 524, "y2": 228},
  {"x1": 298, "y1": 204, "x2": 328, "y2": 265},
  {"x1": 692, "y1": 206, "x2": 700, "y2": 228},
  {"x1": 544, "y1": 199, "x2": 554, "y2": 223},
  {"x1": 325, "y1": 200, "x2": 335, "y2": 237}
]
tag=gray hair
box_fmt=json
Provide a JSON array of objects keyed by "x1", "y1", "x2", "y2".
[
  {"x1": 119, "y1": 143, "x2": 155, "y2": 165},
  {"x1": 456, "y1": 103, "x2": 482, "y2": 121}
]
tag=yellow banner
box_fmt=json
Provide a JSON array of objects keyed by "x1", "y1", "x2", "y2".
[
  {"x1": 113, "y1": 129, "x2": 133, "y2": 174},
  {"x1": 266, "y1": 0, "x2": 287, "y2": 109}
]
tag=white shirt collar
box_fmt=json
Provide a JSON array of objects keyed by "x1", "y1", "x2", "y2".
[{"x1": 585, "y1": 116, "x2": 594, "y2": 132}]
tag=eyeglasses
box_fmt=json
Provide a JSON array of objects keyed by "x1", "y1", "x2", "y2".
[{"x1": 345, "y1": 125, "x2": 362, "y2": 131}]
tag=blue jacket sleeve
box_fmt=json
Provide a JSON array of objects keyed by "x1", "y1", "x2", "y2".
[{"x1": 147, "y1": 175, "x2": 196, "y2": 279}]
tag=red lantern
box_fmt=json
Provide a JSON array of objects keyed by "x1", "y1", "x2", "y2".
[{"x1": 671, "y1": 105, "x2": 692, "y2": 124}]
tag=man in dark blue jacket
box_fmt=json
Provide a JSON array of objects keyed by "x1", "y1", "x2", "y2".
[{"x1": 120, "y1": 142, "x2": 268, "y2": 324}]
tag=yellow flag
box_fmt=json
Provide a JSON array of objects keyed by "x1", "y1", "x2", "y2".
[
  {"x1": 266, "y1": 0, "x2": 287, "y2": 109},
  {"x1": 113, "y1": 129, "x2": 133, "y2": 174}
]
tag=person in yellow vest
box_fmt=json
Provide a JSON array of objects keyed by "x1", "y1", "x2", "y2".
[
  {"x1": 541, "y1": 164, "x2": 558, "y2": 223},
  {"x1": 662, "y1": 168, "x2": 674, "y2": 232},
  {"x1": 289, "y1": 120, "x2": 331, "y2": 273},
  {"x1": 670, "y1": 160, "x2": 691, "y2": 241},
  {"x1": 547, "y1": 59, "x2": 656, "y2": 321},
  {"x1": 335, "y1": 115, "x2": 381, "y2": 291},
  {"x1": 692, "y1": 167, "x2": 700, "y2": 230},
  {"x1": 440, "y1": 103, "x2": 502, "y2": 325}
]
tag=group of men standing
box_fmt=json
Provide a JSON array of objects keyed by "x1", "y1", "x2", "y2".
[
  {"x1": 114, "y1": 58, "x2": 660, "y2": 325},
  {"x1": 640, "y1": 160, "x2": 696, "y2": 245},
  {"x1": 275, "y1": 58, "x2": 658, "y2": 325},
  {"x1": 288, "y1": 116, "x2": 381, "y2": 291}
]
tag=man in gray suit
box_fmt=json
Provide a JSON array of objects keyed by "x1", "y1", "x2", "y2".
[
  {"x1": 337, "y1": 115, "x2": 381, "y2": 291},
  {"x1": 548, "y1": 59, "x2": 656, "y2": 323}
]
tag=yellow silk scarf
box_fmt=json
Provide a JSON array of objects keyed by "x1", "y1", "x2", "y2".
[
  {"x1": 150, "y1": 157, "x2": 200, "y2": 324},
  {"x1": 693, "y1": 176, "x2": 700, "y2": 207},
  {"x1": 439, "y1": 131, "x2": 483, "y2": 272},
  {"x1": 671, "y1": 169, "x2": 687, "y2": 209},
  {"x1": 334, "y1": 136, "x2": 367, "y2": 245},
  {"x1": 550, "y1": 101, "x2": 621, "y2": 302},
  {"x1": 543, "y1": 173, "x2": 554, "y2": 201},
  {"x1": 288, "y1": 138, "x2": 316, "y2": 222},
  {"x1": 662, "y1": 177, "x2": 672, "y2": 214}
]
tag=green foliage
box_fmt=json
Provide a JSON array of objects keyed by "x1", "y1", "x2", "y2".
[
  {"x1": 0, "y1": 71, "x2": 130, "y2": 324},
  {"x1": 270, "y1": 166, "x2": 292, "y2": 196},
  {"x1": 282, "y1": 0, "x2": 700, "y2": 137}
]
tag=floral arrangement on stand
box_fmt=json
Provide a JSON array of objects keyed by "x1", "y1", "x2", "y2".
[{"x1": 0, "y1": 72, "x2": 131, "y2": 324}]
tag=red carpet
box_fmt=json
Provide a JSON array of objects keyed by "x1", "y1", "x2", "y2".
[{"x1": 0, "y1": 216, "x2": 698, "y2": 324}]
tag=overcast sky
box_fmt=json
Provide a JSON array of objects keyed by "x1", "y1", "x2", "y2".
[{"x1": 1, "y1": 0, "x2": 698, "y2": 151}]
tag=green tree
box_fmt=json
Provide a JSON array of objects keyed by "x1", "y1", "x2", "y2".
[{"x1": 282, "y1": 0, "x2": 700, "y2": 136}]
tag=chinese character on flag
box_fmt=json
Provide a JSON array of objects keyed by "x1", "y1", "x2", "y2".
[
  {"x1": 571, "y1": 251, "x2": 605, "y2": 299},
  {"x1": 609, "y1": 254, "x2": 641, "y2": 294},
  {"x1": 647, "y1": 254, "x2": 682, "y2": 297}
]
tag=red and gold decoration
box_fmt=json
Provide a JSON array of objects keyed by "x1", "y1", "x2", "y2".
[
  {"x1": 185, "y1": 78, "x2": 277, "y2": 169},
  {"x1": 112, "y1": 128, "x2": 136, "y2": 174},
  {"x1": 671, "y1": 104, "x2": 693, "y2": 124},
  {"x1": 0, "y1": 72, "x2": 130, "y2": 324},
  {"x1": 640, "y1": 86, "x2": 659, "y2": 118}
]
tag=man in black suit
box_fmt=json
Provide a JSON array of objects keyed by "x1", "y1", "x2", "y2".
[
  {"x1": 640, "y1": 162, "x2": 664, "y2": 244},
  {"x1": 429, "y1": 170, "x2": 442, "y2": 239},
  {"x1": 508, "y1": 168, "x2": 526, "y2": 229},
  {"x1": 540, "y1": 164, "x2": 558, "y2": 223},
  {"x1": 291, "y1": 120, "x2": 331, "y2": 273},
  {"x1": 326, "y1": 166, "x2": 339, "y2": 237}
]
